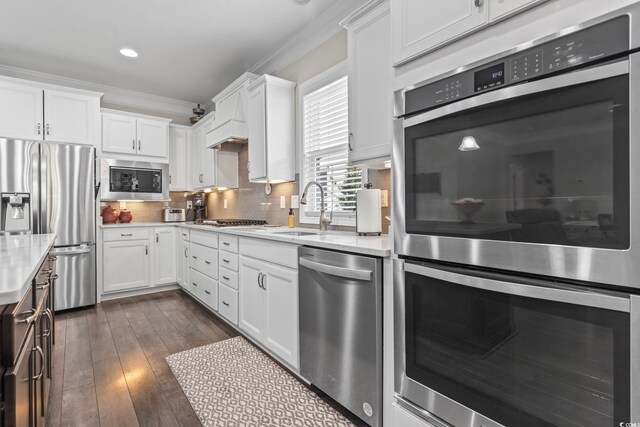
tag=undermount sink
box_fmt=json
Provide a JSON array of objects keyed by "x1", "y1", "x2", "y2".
[{"x1": 274, "y1": 231, "x2": 319, "y2": 236}]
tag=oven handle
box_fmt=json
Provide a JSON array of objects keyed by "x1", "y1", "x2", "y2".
[
  {"x1": 405, "y1": 262, "x2": 630, "y2": 312},
  {"x1": 403, "y1": 59, "x2": 629, "y2": 128}
]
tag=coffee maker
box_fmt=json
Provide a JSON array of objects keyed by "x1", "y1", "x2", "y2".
[
  {"x1": 192, "y1": 193, "x2": 207, "y2": 222},
  {"x1": 1, "y1": 192, "x2": 31, "y2": 234}
]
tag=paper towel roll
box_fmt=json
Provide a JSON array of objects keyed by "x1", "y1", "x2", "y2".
[{"x1": 356, "y1": 189, "x2": 381, "y2": 235}]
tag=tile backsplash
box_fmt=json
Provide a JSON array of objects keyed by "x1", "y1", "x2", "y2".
[{"x1": 100, "y1": 145, "x2": 391, "y2": 233}]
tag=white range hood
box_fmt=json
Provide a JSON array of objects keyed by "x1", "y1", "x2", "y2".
[{"x1": 206, "y1": 72, "x2": 259, "y2": 149}]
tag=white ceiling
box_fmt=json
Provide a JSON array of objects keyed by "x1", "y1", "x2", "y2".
[{"x1": 0, "y1": 0, "x2": 341, "y2": 104}]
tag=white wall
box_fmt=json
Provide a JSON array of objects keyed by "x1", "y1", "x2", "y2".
[{"x1": 393, "y1": 0, "x2": 639, "y2": 92}]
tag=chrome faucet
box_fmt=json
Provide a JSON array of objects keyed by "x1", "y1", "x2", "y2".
[{"x1": 300, "y1": 181, "x2": 332, "y2": 231}]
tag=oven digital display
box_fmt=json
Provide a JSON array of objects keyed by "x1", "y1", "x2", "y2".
[{"x1": 474, "y1": 63, "x2": 505, "y2": 92}]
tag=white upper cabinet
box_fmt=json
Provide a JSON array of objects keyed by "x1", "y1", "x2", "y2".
[
  {"x1": 192, "y1": 113, "x2": 239, "y2": 190},
  {"x1": 102, "y1": 109, "x2": 170, "y2": 159},
  {"x1": 137, "y1": 118, "x2": 168, "y2": 158},
  {"x1": 391, "y1": 0, "x2": 547, "y2": 66},
  {"x1": 43, "y1": 90, "x2": 98, "y2": 145},
  {"x1": 0, "y1": 77, "x2": 101, "y2": 144},
  {"x1": 343, "y1": 1, "x2": 393, "y2": 166},
  {"x1": 247, "y1": 75, "x2": 296, "y2": 183},
  {"x1": 169, "y1": 125, "x2": 191, "y2": 191},
  {"x1": 0, "y1": 80, "x2": 43, "y2": 141},
  {"x1": 102, "y1": 113, "x2": 137, "y2": 154}
]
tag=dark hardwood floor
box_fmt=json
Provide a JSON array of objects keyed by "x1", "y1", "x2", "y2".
[{"x1": 46, "y1": 289, "x2": 238, "y2": 427}]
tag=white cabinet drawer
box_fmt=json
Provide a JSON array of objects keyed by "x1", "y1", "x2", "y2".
[
  {"x1": 190, "y1": 230, "x2": 218, "y2": 248},
  {"x1": 218, "y1": 283, "x2": 238, "y2": 325},
  {"x1": 189, "y1": 268, "x2": 218, "y2": 311},
  {"x1": 103, "y1": 227, "x2": 150, "y2": 242},
  {"x1": 219, "y1": 235, "x2": 239, "y2": 253},
  {"x1": 218, "y1": 252, "x2": 238, "y2": 272},
  {"x1": 190, "y1": 242, "x2": 218, "y2": 279},
  {"x1": 219, "y1": 267, "x2": 238, "y2": 290},
  {"x1": 240, "y1": 237, "x2": 298, "y2": 269},
  {"x1": 179, "y1": 229, "x2": 190, "y2": 241}
]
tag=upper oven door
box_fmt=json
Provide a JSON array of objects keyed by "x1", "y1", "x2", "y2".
[{"x1": 393, "y1": 57, "x2": 640, "y2": 288}]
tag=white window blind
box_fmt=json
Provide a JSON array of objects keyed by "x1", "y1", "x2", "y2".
[{"x1": 301, "y1": 74, "x2": 362, "y2": 223}]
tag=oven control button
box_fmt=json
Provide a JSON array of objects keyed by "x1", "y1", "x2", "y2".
[{"x1": 363, "y1": 402, "x2": 373, "y2": 417}]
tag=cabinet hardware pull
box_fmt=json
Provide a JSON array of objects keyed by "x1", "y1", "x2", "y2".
[
  {"x1": 205, "y1": 290, "x2": 211, "y2": 295},
  {"x1": 192, "y1": 255, "x2": 198, "y2": 259},
  {"x1": 36, "y1": 281, "x2": 50, "y2": 291},
  {"x1": 46, "y1": 123, "x2": 50, "y2": 135},
  {"x1": 121, "y1": 233, "x2": 133, "y2": 237},
  {"x1": 348, "y1": 132, "x2": 354, "y2": 151},
  {"x1": 37, "y1": 123, "x2": 41, "y2": 135},
  {"x1": 145, "y1": 245, "x2": 148, "y2": 255},
  {"x1": 32, "y1": 345, "x2": 45, "y2": 381},
  {"x1": 138, "y1": 140, "x2": 142, "y2": 150},
  {"x1": 20, "y1": 308, "x2": 37, "y2": 325},
  {"x1": 43, "y1": 308, "x2": 53, "y2": 337},
  {"x1": 132, "y1": 139, "x2": 135, "y2": 150},
  {"x1": 223, "y1": 259, "x2": 230, "y2": 263},
  {"x1": 260, "y1": 273, "x2": 266, "y2": 290},
  {"x1": 192, "y1": 282, "x2": 198, "y2": 287},
  {"x1": 156, "y1": 233, "x2": 159, "y2": 243},
  {"x1": 223, "y1": 242, "x2": 230, "y2": 246},
  {"x1": 474, "y1": 0, "x2": 481, "y2": 6},
  {"x1": 49, "y1": 255, "x2": 57, "y2": 261},
  {"x1": 205, "y1": 260, "x2": 211, "y2": 265},
  {"x1": 222, "y1": 276, "x2": 230, "y2": 280},
  {"x1": 169, "y1": 175, "x2": 172, "y2": 184},
  {"x1": 185, "y1": 248, "x2": 188, "y2": 257},
  {"x1": 222, "y1": 301, "x2": 229, "y2": 307},
  {"x1": 257, "y1": 272, "x2": 263, "y2": 288}
]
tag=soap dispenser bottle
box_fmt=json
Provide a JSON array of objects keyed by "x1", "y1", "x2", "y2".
[{"x1": 288, "y1": 208, "x2": 295, "y2": 228}]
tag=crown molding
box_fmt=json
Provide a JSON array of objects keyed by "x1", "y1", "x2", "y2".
[
  {"x1": 0, "y1": 63, "x2": 195, "y2": 117},
  {"x1": 249, "y1": 0, "x2": 369, "y2": 76},
  {"x1": 340, "y1": 0, "x2": 388, "y2": 28}
]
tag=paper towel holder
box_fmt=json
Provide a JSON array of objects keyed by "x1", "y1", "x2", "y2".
[{"x1": 356, "y1": 183, "x2": 382, "y2": 236}]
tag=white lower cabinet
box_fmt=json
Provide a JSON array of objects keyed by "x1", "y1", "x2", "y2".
[
  {"x1": 154, "y1": 228, "x2": 176, "y2": 285},
  {"x1": 103, "y1": 239, "x2": 151, "y2": 293},
  {"x1": 218, "y1": 284, "x2": 238, "y2": 324},
  {"x1": 190, "y1": 269, "x2": 218, "y2": 310},
  {"x1": 180, "y1": 239, "x2": 190, "y2": 290},
  {"x1": 239, "y1": 242, "x2": 299, "y2": 369}
]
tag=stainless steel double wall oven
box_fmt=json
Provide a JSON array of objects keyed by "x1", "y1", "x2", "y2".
[{"x1": 393, "y1": 5, "x2": 640, "y2": 427}]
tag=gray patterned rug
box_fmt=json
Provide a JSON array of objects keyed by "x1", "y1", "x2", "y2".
[{"x1": 166, "y1": 336, "x2": 355, "y2": 427}]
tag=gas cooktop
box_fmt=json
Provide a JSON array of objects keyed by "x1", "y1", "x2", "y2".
[{"x1": 196, "y1": 219, "x2": 268, "y2": 227}]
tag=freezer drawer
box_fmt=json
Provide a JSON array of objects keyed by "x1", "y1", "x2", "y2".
[{"x1": 51, "y1": 245, "x2": 96, "y2": 311}]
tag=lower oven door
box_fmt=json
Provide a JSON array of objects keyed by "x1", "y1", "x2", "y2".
[{"x1": 394, "y1": 259, "x2": 639, "y2": 427}]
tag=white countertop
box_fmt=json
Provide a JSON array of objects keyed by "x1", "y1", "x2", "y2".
[
  {"x1": 0, "y1": 233, "x2": 56, "y2": 305},
  {"x1": 101, "y1": 222, "x2": 391, "y2": 257}
]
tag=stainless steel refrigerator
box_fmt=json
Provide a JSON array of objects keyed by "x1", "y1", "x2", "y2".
[{"x1": 0, "y1": 137, "x2": 96, "y2": 310}]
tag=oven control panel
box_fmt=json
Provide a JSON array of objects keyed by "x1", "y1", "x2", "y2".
[{"x1": 404, "y1": 15, "x2": 629, "y2": 117}]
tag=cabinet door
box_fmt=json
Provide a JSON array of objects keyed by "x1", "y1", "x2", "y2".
[
  {"x1": 43, "y1": 90, "x2": 97, "y2": 145},
  {"x1": 0, "y1": 80, "x2": 43, "y2": 140},
  {"x1": 248, "y1": 83, "x2": 267, "y2": 181},
  {"x1": 191, "y1": 125, "x2": 205, "y2": 188},
  {"x1": 103, "y1": 240, "x2": 151, "y2": 292},
  {"x1": 489, "y1": 0, "x2": 546, "y2": 21},
  {"x1": 176, "y1": 230, "x2": 183, "y2": 287},
  {"x1": 136, "y1": 119, "x2": 168, "y2": 158},
  {"x1": 348, "y1": 4, "x2": 393, "y2": 165},
  {"x1": 154, "y1": 228, "x2": 176, "y2": 285},
  {"x1": 102, "y1": 113, "x2": 137, "y2": 154},
  {"x1": 181, "y1": 240, "x2": 190, "y2": 289},
  {"x1": 239, "y1": 257, "x2": 266, "y2": 341},
  {"x1": 391, "y1": 0, "x2": 487, "y2": 65},
  {"x1": 201, "y1": 130, "x2": 217, "y2": 188},
  {"x1": 169, "y1": 126, "x2": 189, "y2": 190},
  {"x1": 217, "y1": 151, "x2": 239, "y2": 189},
  {"x1": 263, "y1": 263, "x2": 299, "y2": 369}
]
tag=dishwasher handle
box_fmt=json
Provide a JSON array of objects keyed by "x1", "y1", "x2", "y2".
[{"x1": 299, "y1": 257, "x2": 373, "y2": 281}]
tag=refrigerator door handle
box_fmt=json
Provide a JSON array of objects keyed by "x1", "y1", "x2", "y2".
[{"x1": 39, "y1": 144, "x2": 48, "y2": 234}]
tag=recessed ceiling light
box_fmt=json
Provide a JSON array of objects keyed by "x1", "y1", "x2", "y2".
[
  {"x1": 291, "y1": 0, "x2": 311, "y2": 5},
  {"x1": 120, "y1": 48, "x2": 138, "y2": 58}
]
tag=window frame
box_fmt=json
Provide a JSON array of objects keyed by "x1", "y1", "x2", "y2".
[{"x1": 297, "y1": 61, "x2": 365, "y2": 226}]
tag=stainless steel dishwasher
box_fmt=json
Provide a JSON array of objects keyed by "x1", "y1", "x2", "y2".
[{"x1": 299, "y1": 246, "x2": 382, "y2": 427}]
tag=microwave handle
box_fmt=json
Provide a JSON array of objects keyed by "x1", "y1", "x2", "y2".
[
  {"x1": 403, "y1": 59, "x2": 629, "y2": 127},
  {"x1": 404, "y1": 262, "x2": 630, "y2": 312}
]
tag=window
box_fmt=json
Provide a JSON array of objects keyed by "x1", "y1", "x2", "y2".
[{"x1": 299, "y1": 62, "x2": 363, "y2": 226}]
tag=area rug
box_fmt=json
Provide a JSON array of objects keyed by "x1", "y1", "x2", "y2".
[{"x1": 166, "y1": 336, "x2": 355, "y2": 427}]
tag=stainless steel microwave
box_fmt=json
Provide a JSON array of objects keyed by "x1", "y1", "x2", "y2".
[
  {"x1": 393, "y1": 4, "x2": 640, "y2": 290},
  {"x1": 100, "y1": 158, "x2": 169, "y2": 201}
]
